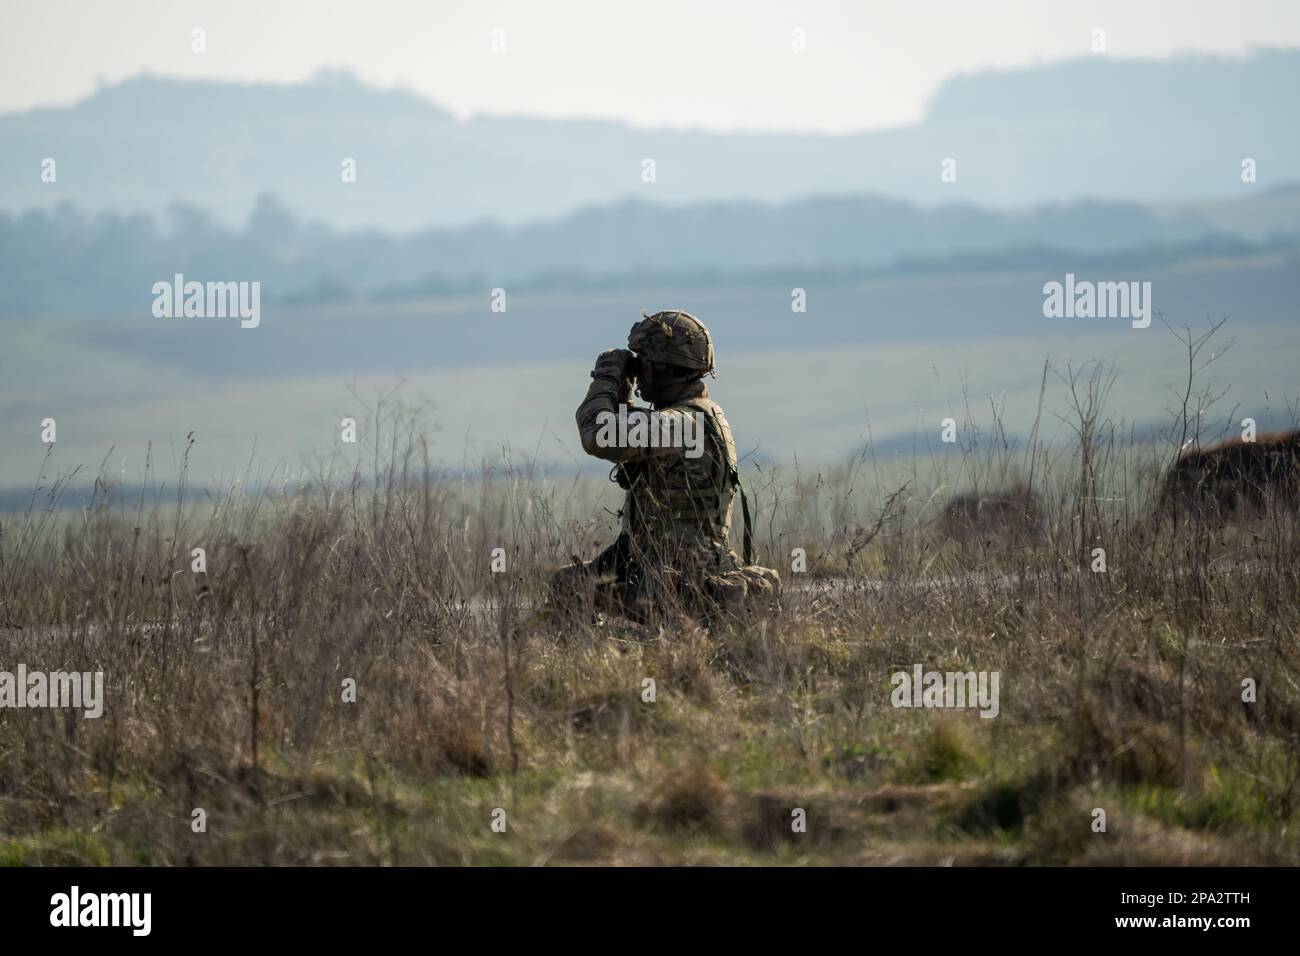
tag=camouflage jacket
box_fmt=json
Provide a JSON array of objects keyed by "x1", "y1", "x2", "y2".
[{"x1": 577, "y1": 375, "x2": 741, "y2": 573}]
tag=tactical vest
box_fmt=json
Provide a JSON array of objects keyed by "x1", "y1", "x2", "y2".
[{"x1": 617, "y1": 395, "x2": 741, "y2": 571}]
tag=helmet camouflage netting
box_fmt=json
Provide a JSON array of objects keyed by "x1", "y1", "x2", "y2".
[{"x1": 627, "y1": 310, "x2": 716, "y2": 376}]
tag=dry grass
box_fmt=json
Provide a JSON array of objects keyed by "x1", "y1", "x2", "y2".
[{"x1": 2, "y1": 349, "x2": 1299, "y2": 866}]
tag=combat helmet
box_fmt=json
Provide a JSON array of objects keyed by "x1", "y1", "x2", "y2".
[{"x1": 627, "y1": 310, "x2": 715, "y2": 377}]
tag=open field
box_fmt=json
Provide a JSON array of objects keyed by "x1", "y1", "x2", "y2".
[
  {"x1": 3, "y1": 257, "x2": 1297, "y2": 496},
  {"x1": 3, "y1": 366, "x2": 1299, "y2": 866}
]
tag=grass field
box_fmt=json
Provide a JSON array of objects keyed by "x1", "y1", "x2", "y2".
[
  {"x1": 3, "y1": 348, "x2": 1299, "y2": 866},
  {"x1": 3, "y1": 257, "x2": 1298, "y2": 496}
]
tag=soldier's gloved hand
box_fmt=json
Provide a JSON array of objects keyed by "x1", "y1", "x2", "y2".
[{"x1": 592, "y1": 348, "x2": 634, "y2": 383}]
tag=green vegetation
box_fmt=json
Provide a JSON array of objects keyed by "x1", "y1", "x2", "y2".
[{"x1": 2, "y1": 343, "x2": 1299, "y2": 866}]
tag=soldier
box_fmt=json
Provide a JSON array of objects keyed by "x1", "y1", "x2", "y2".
[{"x1": 550, "y1": 310, "x2": 780, "y2": 626}]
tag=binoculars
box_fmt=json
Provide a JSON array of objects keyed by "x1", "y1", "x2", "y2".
[{"x1": 590, "y1": 349, "x2": 645, "y2": 382}]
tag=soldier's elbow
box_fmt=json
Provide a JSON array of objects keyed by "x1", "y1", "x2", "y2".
[
  {"x1": 578, "y1": 427, "x2": 609, "y2": 459},
  {"x1": 579, "y1": 429, "x2": 629, "y2": 463},
  {"x1": 579, "y1": 432, "x2": 602, "y2": 458}
]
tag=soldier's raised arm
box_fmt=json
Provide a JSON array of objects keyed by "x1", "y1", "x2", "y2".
[
  {"x1": 577, "y1": 348, "x2": 637, "y2": 463},
  {"x1": 577, "y1": 348, "x2": 708, "y2": 464}
]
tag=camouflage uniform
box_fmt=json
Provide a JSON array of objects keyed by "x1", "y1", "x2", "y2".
[{"x1": 552, "y1": 311, "x2": 780, "y2": 625}]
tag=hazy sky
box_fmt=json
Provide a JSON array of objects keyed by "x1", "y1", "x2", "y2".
[{"x1": 3, "y1": 0, "x2": 1299, "y2": 131}]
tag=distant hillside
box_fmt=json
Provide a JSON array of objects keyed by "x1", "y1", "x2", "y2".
[
  {"x1": 4, "y1": 185, "x2": 1299, "y2": 317},
  {"x1": 1, "y1": 51, "x2": 1298, "y2": 230}
]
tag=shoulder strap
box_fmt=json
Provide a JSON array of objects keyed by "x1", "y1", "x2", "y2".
[
  {"x1": 675, "y1": 397, "x2": 753, "y2": 565},
  {"x1": 738, "y1": 479, "x2": 753, "y2": 565}
]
